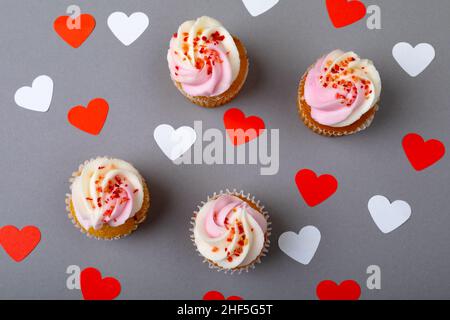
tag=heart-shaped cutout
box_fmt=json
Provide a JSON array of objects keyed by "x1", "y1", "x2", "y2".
[
  {"x1": 402, "y1": 133, "x2": 445, "y2": 171},
  {"x1": 326, "y1": 0, "x2": 367, "y2": 28},
  {"x1": 278, "y1": 226, "x2": 321, "y2": 265},
  {"x1": 393, "y1": 43, "x2": 435, "y2": 77},
  {"x1": 68, "y1": 98, "x2": 109, "y2": 135},
  {"x1": 242, "y1": 0, "x2": 279, "y2": 17},
  {"x1": 295, "y1": 169, "x2": 338, "y2": 207},
  {"x1": 0, "y1": 226, "x2": 41, "y2": 262},
  {"x1": 223, "y1": 108, "x2": 265, "y2": 146},
  {"x1": 108, "y1": 12, "x2": 149, "y2": 46},
  {"x1": 14, "y1": 75, "x2": 53, "y2": 112},
  {"x1": 316, "y1": 280, "x2": 361, "y2": 300},
  {"x1": 368, "y1": 195, "x2": 411, "y2": 234},
  {"x1": 203, "y1": 291, "x2": 243, "y2": 300},
  {"x1": 154, "y1": 124, "x2": 197, "y2": 161},
  {"x1": 54, "y1": 14, "x2": 96, "y2": 48},
  {"x1": 80, "y1": 267, "x2": 121, "y2": 300}
]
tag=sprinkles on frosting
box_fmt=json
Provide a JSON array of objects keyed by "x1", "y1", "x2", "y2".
[
  {"x1": 320, "y1": 55, "x2": 373, "y2": 107},
  {"x1": 172, "y1": 30, "x2": 227, "y2": 76}
]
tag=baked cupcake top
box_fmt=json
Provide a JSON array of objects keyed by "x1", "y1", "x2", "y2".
[
  {"x1": 304, "y1": 50, "x2": 381, "y2": 127},
  {"x1": 71, "y1": 158, "x2": 145, "y2": 231},
  {"x1": 194, "y1": 195, "x2": 267, "y2": 269},
  {"x1": 167, "y1": 16, "x2": 241, "y2": 97}
]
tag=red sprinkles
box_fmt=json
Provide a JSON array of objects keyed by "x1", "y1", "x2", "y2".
[
  {"x1": 320, "y1": 56, "x2": 373, "y2": 107},
  {"x1": 174, "y1": 29, "x2": 227, "y2": 76}
]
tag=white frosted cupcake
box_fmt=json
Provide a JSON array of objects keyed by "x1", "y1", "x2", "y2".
[
  {"x1": 167, "y1": 16, "x2": 249, "y2": 108},
  {"x1": 192, "y1": 190, "x2": 270, "y2": 273},
  {"x1": 66, "y1": 157, "x2": 150, "y2": 240}
]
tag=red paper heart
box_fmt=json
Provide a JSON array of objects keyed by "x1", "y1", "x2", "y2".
[
  {"x1": 203, "y1": 291, "x2": 243, "y2": 300},
  {"x1": 326, "y1": 0, "x2": 367, "y2": 28},
  {"x1": 316, "y1": 280, "x2": 361, "y2": 300},
  {"x1": 68, "y1": 98, "x2": 109, "y2": 135},
  {"x1": 54, "y1": 14, "x2": 96, "y2": 48},
  {"x1": 81, "y1": 267, "x2": 121, "y2": 300},
  {"x1": 403, "y1": 133, "x2": 446, "y2": 171},
  {"x1": 295, "y1": 169, "x2": 338, "y2": 207},
  {"x1": 0, "y1": 226, "x2": 41, "y2": 262},
  {"x1": 223, "y1": 108, "x2": 265, "y2": 146}
]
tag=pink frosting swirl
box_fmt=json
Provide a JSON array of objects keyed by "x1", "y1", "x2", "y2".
[
  {"x1": 193, "y1": 194, "x2": 268, "y2": 269},
  {"x1": 168, "y1": 40, "x2": 232, "y2": 97},
  {"x1": 99, "y1": 177, "x2": 135, "y2": 227},
  {"x1": 71, "y1": 158, "x2": 145, "y2": 231},
  {"x1": 167, "y1": 16, "x2": 240, "y2": 97},
  {"x1": 304, "y1": 50, "x2": 381, "y2": 127},
  {"x1": 204, "y1": 195, "x2": 267, "y2": 238}
]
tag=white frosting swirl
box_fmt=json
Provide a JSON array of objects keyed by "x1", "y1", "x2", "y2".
[
  {"x1": 304, "y1": 50, "x2": 382, "y2": 127},
  {"x1": 167, "y1": 16, "x2": 241, "y2": 97},
  {"x1": 194, "y1": 195, "x2": 267, "y2": 269},
  {"x1": 71, "y1": 158, "x2": 144, "y2": 230}
]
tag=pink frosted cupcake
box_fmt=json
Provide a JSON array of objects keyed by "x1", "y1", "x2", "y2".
[
  {"x1": 298, "y1": 50, "x2": 382, "y2": 136},
  {"x1": 66, "y1": 157, "x2": 150, "y2": 240},
  {"x1": 167, "y1": 16, "x2": 249, "y2": 108},
  {"x1": 191, "y1": 190, "x2": 270, "y2": 273}
]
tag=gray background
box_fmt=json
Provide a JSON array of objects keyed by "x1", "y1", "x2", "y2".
[{"x1": 0, "y1": 0, "x2": 449, "y2": 300}]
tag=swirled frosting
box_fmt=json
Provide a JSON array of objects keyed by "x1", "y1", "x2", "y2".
[
  {"x1": 304, "y1": 50, "x2": 381, "y2": 127},
  {"x1": 194, "y1": 195, "x2": 267, "y2": 269},
  {"x1": 71, "y1": 158, "x2": 145, "y2": 230},
  {"x1": 167, "y1": 16, "x2": 241, "y2": 97}
]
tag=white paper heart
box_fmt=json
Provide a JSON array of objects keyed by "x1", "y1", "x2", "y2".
[
  {"x1": 107, "y1": 12, "x2": 149, "y2": 46},
  {"x1": 154, "y1": 124, "x2": 197, "y2": 161},
  {"x1": 242, "y1": 0, "x2": 279, "y2": 17},
  {"x1": 278, "y1": 226, "x2": 321, "y2": 265},
  {"x1": 368, "y1": 195, "x2": 412, "y2": 234},
  {"x1": 14, "y1": 75, "x2": 53, "y2": 112},
  {"x1": 392, "y1": 42, "x2": 435, "y2": 77}
]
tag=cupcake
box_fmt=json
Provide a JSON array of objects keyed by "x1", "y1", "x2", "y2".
[
  {"x1": 66, "y1": 157, "x2": 150, "y2": 240},
  {"x1": 191, "y1": 190, "x2": 270, "y2": 273},
  {"x1": 167, "y1": 16, "x2": 249, "y2": 108},
  {"x1": 298, "y1": 50, "x2": 381, "y2": 136}
]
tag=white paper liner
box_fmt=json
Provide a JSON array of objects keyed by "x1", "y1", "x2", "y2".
[{"x1": 190, "y1": 189, "x2": 271, "y2": 274}]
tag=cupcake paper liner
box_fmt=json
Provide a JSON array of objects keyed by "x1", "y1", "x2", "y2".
[
  {"x1": 190, "y1": 189, "x2": 271, "y2": 274},
  {"x1": 297, "y1": 68, "x2": 379, "y2": 137},
  {"x1": 173, "y1": 36, "x2": 249, "y2": 108},
  {"x1": 66, "y1": 156, "x2": 150, "y2": 241}
]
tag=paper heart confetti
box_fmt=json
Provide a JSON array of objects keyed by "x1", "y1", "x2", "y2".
[
  {"x1": 326, "y1": 0, "x2": 367, "y2": 28},
  {"x1": 402, "y1": 133, "x2": 445, "y2": 171},
  {"x1": 0, "y1": 226, "x2": 41, "y2": 262},
  {"x1": 278, "y1": 226, "x2": 321, "y2": 265},
  {"x1": 14, "y1": 75, "x2": 53, "y2": 112},
  {"x1": 223, "y1": 108, "x2": 265, "y2": 146},
  {"x1": 107, "y1": 12, "x2": 149, "y2": 46},
  {"x1": 68, "y1": 98, "x2": 109, "y2": 135},
  {"x1": 295, "y1": 169, "x2": 338, "y2": 207},
  {"x1": 154, "y1": 124, "x2": 197, "y2": 161},
  {"x1": 242, "y1": 0, "x2": 279, "y2": 17},
  {"x1": 316, "y1": 280, "x2": 361, "y2": 300},
  {"x1": 203, "y1": 291, "x2": 243, "y2": 300},
  {"x1": 54, "y1": 13, "x2": 96, "y2": 48},
  {"x1": 80, "y1": 267, "x2": 121, "y2": 300},
  {"x1": 393, "y1": 43, "x2": 435, "y2": 77},
  {"x1": 368, "y1": 195, "x2": 411, "y2": 234}
]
